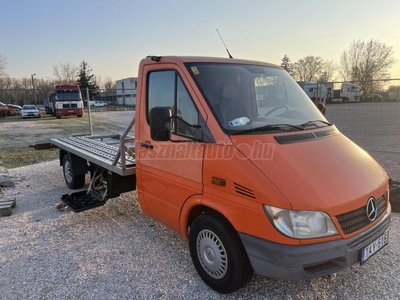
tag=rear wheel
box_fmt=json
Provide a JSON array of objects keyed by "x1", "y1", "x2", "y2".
[
  {"x1": 189, "y1": 212, "x2": 253, "y2": 294},
  {"x1": 62, "y1": 155, "x2": 85, "y2": 189}
]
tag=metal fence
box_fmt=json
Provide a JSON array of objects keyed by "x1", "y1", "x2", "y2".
[
  {"x1": 2, "y1": 78, "x2": 400, "y2": 106},
  {"x1": 0, "y1": 88, "x2": 136, "y2": 107},
  {"x1": 323, "y1": 78, "x2": 400, "y2": 102},
  {"x1": 0, "y1": 80, "x2": 399, "y2": 178}
]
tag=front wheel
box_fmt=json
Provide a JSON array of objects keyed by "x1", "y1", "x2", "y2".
[
  {"x1": 189, "y1": 212, "x2": 253, "y2": 294},
  {"x1": 62, "y1": 154, "x2": 85, "y2": 189}
]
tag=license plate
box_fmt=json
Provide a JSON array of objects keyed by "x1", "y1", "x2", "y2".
[{"x1": 360, "y1": 231, "x2": 389, "y2": 265}]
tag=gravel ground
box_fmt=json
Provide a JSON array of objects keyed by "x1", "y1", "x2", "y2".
[
  {"x1": 1, "y1": 103, "x2": 400, "y2": 299},
  {"x1": 0, "y1": 160, "x2": 398, "y2": 300}
]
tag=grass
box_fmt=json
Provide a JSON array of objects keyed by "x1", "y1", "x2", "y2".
[
  {"x1": 0, "y1": 148, "x2": 59, "y2": 169},
  {"x1": 0, "y1": 110, "x2": 131, "y2": 169}
]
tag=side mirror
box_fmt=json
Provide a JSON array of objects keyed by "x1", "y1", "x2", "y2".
[{"x1": 150, "y1": 106, "x2": 172, "y2": 141}]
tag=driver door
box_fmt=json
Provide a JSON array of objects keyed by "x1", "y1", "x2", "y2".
[{"x1": 137, "y1": 67, "x2": 206, "y2": 232}]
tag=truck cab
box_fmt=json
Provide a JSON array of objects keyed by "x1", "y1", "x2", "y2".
[
  {"x1": 134, "y1": 56, "x2": 390, "y2": 293},
  {"x1": 341, "y1": 82, "x2": 361, "y2": 102},
  {"x1": 297, "y1": 81, "x2": 327, "y2": 104}
]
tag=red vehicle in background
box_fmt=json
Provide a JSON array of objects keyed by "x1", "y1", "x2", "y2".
[
  {"x1": 0, "y1": 102, "x2": 17, "y2": 117},
  {"x1": 44, "y1": 85, "x2": 84, "y2": 118}
]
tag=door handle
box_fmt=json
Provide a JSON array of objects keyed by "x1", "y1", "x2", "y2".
[{"x1": 140, "y1": 142, "x2": 153, "y2": 149}]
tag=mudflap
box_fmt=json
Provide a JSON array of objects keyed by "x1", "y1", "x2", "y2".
[{"x1": 61, "y1": 190, "x2": 107, "y2": 213}]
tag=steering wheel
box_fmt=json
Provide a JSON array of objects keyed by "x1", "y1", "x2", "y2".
[{"x1": 264, "y1": 105, "x2": 290, "y2": 116}]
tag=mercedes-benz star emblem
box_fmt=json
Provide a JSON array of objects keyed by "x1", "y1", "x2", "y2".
[{"x1": 366, "y1": 197, "x2": 377, "y2": 222}]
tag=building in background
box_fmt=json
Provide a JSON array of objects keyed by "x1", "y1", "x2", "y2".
[{"x1": 116, "y1": 77, "x2": 137, "y2": 107}]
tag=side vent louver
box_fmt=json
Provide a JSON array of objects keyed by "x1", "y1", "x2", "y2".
[
  {"x1": 275, "y1": 128, "x2": 337, "y2": 144},
  {"x1": 234, "y1": 183, "x2": 256, "y2": 199}
]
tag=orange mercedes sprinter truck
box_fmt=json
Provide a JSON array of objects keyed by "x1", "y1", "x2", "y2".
[{"x1": 36, "y1": 56, "x2": 391, "y2": 293}]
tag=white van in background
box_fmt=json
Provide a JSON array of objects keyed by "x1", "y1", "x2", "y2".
[{"x1": 89, "y1": 101, "x2": 107, "y2": 107}]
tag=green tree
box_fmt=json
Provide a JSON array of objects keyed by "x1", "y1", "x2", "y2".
[
  {"x1": 76, "y1": 61, "x2": 99, "y2": 99},
  {"x1": 280, "y1": 54, "x2": 293, "y2": 76}
]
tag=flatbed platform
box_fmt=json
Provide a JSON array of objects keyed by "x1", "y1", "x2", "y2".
[{"x1": 51, "y1": 134, "x2": 136, "y2": 177}]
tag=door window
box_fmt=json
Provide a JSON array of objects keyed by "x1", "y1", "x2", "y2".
[{"x1": 147, "y1": 70, "x2": 201, "y2": 138}]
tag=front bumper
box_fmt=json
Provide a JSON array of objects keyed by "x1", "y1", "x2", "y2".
[
  {"x1": 22, "y1": 113, "x2": 39, "y2": 117},
  {"x1": 239, "y1": 210, "x2": 391, "y2": 280},
  {"x1": 57, "y1": 109, "x2": 83, "y2": 117}
]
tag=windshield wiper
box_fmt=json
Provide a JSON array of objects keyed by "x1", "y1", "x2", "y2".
[
  {"x1": 231, "y1": 123, "x2": 305, "y2": 135},
  {"x1": 299, "y1": 120, "x2": 332, "y2": 129}
]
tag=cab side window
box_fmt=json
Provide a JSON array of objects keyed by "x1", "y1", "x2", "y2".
[
  {"x1": 147, "y1": 70, "x2": 200, "y2": 138},
  {"x1": 148, "y1": 71, "x2": 175, "y2": 117}
]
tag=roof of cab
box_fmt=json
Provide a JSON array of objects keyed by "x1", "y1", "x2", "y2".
[{"x1": 142, "y1": 55, "x2": 281, "y2": 69}]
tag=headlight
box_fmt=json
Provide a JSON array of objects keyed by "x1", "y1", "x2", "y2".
[{"x1": 263, "y1": 205, "x2": 338, "y2": 239}]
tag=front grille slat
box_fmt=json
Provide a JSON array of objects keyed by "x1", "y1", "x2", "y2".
[{"x1": 336, "y1": 196, "x2": 386, "y2": 234}]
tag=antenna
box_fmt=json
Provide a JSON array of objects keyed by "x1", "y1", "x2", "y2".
[{"x1": 216, "y1": 29, "x2": 233, "y2": 59}]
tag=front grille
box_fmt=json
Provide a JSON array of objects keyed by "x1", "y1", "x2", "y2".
[
  {"x1": 336, "y1": 196, "x2": 386, "y2": 234},
  {"x1": 62, "y1": 103, "x2": 78, "y2": 109}
]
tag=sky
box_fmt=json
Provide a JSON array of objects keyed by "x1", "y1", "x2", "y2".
[{"x1": 1, "y1": 0, "x2": 400, "y2": 83}]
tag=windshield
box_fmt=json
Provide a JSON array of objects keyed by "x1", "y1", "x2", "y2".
[
  {"x1": 23, "y1": 105, "x2": 37, "y2": 110},
  {"x1": 186, "y1": 62, "x2": 328, "y2": 134},
  {"x1": 55, "y1": 90, "x2": 82, "y2": 101}
]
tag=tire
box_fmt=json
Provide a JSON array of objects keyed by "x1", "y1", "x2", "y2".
[
  {"x1": 189, "y1": 212, "x2": 253, "y2": 294},
  {"x1": 62, "y1": 154, "x2": 85, "y2": 189}
]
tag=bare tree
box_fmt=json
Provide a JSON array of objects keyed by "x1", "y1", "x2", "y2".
[
  {"x1": 338, "y1": 52, "x2": 352, "y2": 81},
  {"x1": 292, "y1": 56, "x2": 324, "y2": 82},
  {"x1": 98, "y1": 76, "x2": 116, "y2": 105},
  {"x1": 339, "y1": 39, "x2": 396, "y2": 96},
  {"x1": 0, "y1": 76, "x2": 11, "y2": 89},
  {"x1": 95, "y1": 75, "x2": 115, "y2": 90},
  {"x1": 52, "y1": 63, "x2": 78, "y2": 84},
  {"x1": 0, "y1": 53, "x2": 7, "y2": 77},
  {"x1": 103, "y1": 76, "x2": 115, "y2": 90},
  {"x1": 318, "y1": 60, "x2": 337, "y2": 83}
]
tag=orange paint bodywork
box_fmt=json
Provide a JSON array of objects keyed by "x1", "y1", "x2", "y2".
[{"x1": 134, "y1": 56, "x2": 390, "y2": 248}]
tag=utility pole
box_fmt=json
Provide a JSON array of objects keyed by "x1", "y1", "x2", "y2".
[{"x1": 31, "y1": 73, "x2": 36, "y2": 105}]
